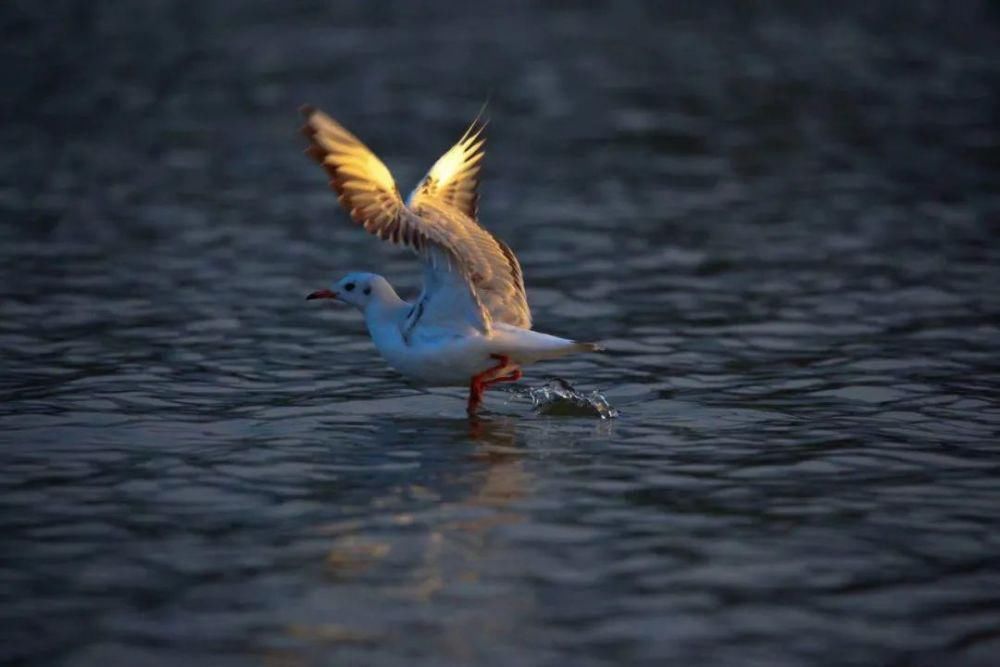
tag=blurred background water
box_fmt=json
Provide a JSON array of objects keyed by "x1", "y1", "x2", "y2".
[{"x1": 2, "y1": 2, "x2": 999, "y2": 665}]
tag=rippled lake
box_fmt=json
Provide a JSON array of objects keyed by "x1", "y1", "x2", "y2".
[{"x1": 3, "y1": 2, "x2": 999, "y2": 665}]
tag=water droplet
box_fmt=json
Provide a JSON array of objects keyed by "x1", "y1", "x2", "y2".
[{"x1": 507, "y1": 379, "x2": 618, "y2": 419}]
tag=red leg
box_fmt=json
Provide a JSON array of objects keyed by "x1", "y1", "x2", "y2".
[
  {"x1": 484, "y1": 355, "x2": 520, "y2": 387},
  {"x1": 466, "y1": 355, "x2": 518, "y2": 415},
  {"x1": 467, "y1": 377, "x2": 485, "y2": 415},
  {"x1": 484, "y1": 368, "x2": 522, "y2": 388}
]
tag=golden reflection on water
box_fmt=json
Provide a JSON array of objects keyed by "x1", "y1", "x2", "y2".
[
  {"x1": 404, "y1": 416, "x2": 529, "y2": 601},
  {"x1": 284, "y1": 416, "x2": 534, "y2": 655}
]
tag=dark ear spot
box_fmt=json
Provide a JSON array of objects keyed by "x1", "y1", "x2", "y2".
[{"x1": 363, "y1": 286, "x2": 371, "y2": 295}]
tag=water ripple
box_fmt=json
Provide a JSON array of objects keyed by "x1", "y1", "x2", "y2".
[{"x1": 2, "y1": 2, "x2": 999, "y2": 666}]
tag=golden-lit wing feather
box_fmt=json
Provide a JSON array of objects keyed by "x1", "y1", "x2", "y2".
[
  {"x1": 408, "y1": 115, "x2": 486, "y2": 220},
  {"x1": 301, "y1": 106, "x2": 419, "y2": 248}
]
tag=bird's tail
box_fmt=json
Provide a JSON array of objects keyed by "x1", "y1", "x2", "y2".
[
  {"x1": 491, "y1": 325, "x2": 605, "y2": 365},
  {"x1": 571, "y1": 341, "x2": 605, "y2": 354}
]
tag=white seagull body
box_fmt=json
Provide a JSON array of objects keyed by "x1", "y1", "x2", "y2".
[{"x1": 301, "y1": 105, "x2": 601, "y2": 414}]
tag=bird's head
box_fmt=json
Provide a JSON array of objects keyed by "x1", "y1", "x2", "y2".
[{"x1": 306, "y1": 272, "x2": 385, "y2": 310}]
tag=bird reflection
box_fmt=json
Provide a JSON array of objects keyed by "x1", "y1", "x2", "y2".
[
  {"x1": 286, "y1": 412, "x2": 615, "y2": 658},
  {"x1": 399, "y1": 415, "x2": 529, "y2": 598},
  {"x1": 455, "y1": 415, "x2": 529, "y2": 511},
  {"x1": 467, "y1": 414, "x2": 523, "y2": 459},
  {"x1": 311, "y1": 415, "x2": 529, "y2": 569},
  {"x1": 290, "y1": 415, "x2": 531, "y2": 651}
]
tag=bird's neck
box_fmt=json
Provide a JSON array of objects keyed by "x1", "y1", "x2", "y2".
[{"x1": 362, "y1": 285, "x2": 409, "y2": 333}]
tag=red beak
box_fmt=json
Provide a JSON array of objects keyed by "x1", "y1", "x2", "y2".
[{"x1": 306, "y1": 289, "x2": 339, "y2": 301}]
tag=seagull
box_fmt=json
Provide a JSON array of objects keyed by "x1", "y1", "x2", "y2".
[{"x1": 301, "y1": 105, "x2": 602, "y2": 415}]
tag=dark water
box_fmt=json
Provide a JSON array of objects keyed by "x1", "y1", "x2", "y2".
[{"x1": 3, "y1": 2, "x2": 1000, "y2": 665}]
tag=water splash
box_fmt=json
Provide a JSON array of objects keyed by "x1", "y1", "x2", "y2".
[{"x1": 507, "y1": 379, "x2": 619, "y2": 419}]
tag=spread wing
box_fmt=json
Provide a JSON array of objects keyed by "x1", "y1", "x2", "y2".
[
  {"x1": 408, "y1": 116, "x2": 531, "y2": 330},
  {"x1": 408, "y1": 114, "x2": 486, "y2": 220},
  {"x1": 407, "y1": 200, "x2": 531, "y2": 332},
  {"x1": 301, "y1": 106, "x2": 531, "y2": 337},
  {"x1": 302, "y1": 106, "x2": 428, "y2": 253}
]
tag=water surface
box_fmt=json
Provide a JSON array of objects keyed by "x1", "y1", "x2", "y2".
[{"x1": 2, "y1": 3, "x2": 999, "y2": 665}]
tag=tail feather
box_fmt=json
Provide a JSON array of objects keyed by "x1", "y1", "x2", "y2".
[
  {"x1": 491, "y1": 324, "x2": 604, "y2": 365},
  {"x1": 572, "y1": 341, "x2": 604, "y2": 353}
]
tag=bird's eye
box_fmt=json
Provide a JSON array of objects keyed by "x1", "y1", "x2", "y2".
[{"x1": 344, "y1": 283, "x2": 355, "y2": 292}]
